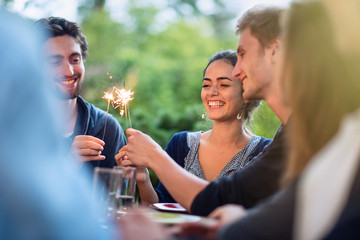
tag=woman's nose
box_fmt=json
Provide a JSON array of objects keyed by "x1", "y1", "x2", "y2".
[{"x1": 210, "y1": 85, "x2": 219, "y2": 96}]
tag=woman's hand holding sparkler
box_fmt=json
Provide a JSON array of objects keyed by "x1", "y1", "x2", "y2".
[
  {"x1": 71, "y1": 135, "x2": 105, "y2": 162},
  {"x1": 115, "y1": 146, "x2": 150, "y2": 184},
  {"x1": 115, "y1": 146, "x2": 127, "y2": 166}
]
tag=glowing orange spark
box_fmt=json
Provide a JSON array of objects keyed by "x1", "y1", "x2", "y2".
[
  {"x1": 103, "y1": 90, "x2": 114, "y2": 102},
  {"x1": 114, "y1": 88, "x2": 134, "y2": 118},
  {"x1": 101, "y1": 73, "x2": 135, "y2": 131},
  {"x1": 114, "y1": 88, "x2": 134, "y2": 105}
]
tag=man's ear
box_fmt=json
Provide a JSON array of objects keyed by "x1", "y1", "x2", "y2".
[{"x1": 271, "y1": 38, "x2": 281, "y2": 62}]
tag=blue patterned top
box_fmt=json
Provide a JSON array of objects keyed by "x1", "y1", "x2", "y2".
[{"x1": 184, "y1": 132, "x2": 264, "y2": 180}]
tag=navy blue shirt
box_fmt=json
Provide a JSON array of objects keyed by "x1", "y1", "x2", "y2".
[{"x1": 64, "y1": 96, "x2": 127, "y2": 171}]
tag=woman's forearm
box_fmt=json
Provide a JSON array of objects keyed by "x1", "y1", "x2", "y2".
[{"x1": 137, "y1": 177, "x2": 159, "y2": 205}]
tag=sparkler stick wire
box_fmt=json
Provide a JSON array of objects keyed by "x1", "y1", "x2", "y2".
[
  {"x1": 102, "y1": 99, "x2": 111, "y2": 141},
  {"x1": 127, "y1": 103, "x2": 132, "y2": 128}
]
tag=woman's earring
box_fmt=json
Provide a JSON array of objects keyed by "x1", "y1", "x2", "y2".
[
  {"x1": 202, "y1": 112, "x2": 207, "y2": 119},
  {"x1": 237, "y1": 113, "x2": 242, "y2": 120}
]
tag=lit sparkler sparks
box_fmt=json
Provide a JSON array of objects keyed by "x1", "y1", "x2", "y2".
[
  {"x1": 101, "y1": 86, "x2": 134, "y2": 141},
  {"x1": 113, "y1": 88, "x2": 134, "y2": 128},
  {"x1": 114, "y1": 88, "x2": 134, "y2": 117},
  {"x1": 103, "y1": 90, "x2": 115, "y2": 102},
  {"x1": 101, "y1": 74, "x2": 134, "y2": 140}
]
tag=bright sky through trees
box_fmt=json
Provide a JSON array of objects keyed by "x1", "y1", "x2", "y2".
[{"x1": 8, "y1": 0, "x2": 291, "y2": 22}]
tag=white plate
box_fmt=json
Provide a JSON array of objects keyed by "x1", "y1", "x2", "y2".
[
  {"x1": 146, "y1": 211, "x2": 201, "y2": 224},
  {"x1": 149, "y1": 203, "x2": 187, "y2": 212}
]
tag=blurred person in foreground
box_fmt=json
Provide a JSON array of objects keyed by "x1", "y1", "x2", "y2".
[
  {"x1": 0, "y1": 10, "x2": 120, "y2": 240},
  {"x1": 116, "y1": 50, "x2": 271, "y2": 205},
  {"x1": 33, "y1": 17, "x2": 126, "y2": 172},
  {"x1": 290, "y1": 0, "x2": 360, "y2": 239},
  {"x1": 118, "y1": 5, "x2": 292, "y2": 216},
  {"x1": 0, "y1": 10, "x2": 169, "y2": 240}
]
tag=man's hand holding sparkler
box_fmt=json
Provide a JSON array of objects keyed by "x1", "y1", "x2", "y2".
[{"x1": 71, "y1": 135, "x2": 106, "y2": 162}]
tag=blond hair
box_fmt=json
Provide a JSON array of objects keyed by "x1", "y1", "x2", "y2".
[
  {"x1": 236, "y1": 5, "x2": 283, "y2": 49},
  {"x1": 281, "y1": 1, "x2": 360, "y2": 184}
]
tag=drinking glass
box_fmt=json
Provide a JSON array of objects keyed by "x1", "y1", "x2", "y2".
[
  {"x1": 93, "y1": 167, "x2": 123, "y2": 227},
  {"x1": 113, "y1": 166, "x2": 137, "y2": 214}
]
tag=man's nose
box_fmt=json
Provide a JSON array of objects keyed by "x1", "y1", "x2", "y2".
[
  {"x1": 63, "y1": 62, "x2": 74, "y2": 76},
  {"x1": 232, "y1": 61, "x2": 242, "y2": 79}
]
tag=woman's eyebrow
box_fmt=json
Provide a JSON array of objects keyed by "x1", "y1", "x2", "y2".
[
  {"x1": 217, "y1": 77, "x2": 232, "y2": 81},
  {"x1": 203, "y1": 77, "x2": 232, "y2": 81}
]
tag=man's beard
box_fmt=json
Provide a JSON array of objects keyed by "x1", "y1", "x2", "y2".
[
  {"x1": 54, "y1": 74, "x2": 83, "y2": 100},
  {"x1": 55, "y1": 85, "x2": 81, "y2": 100}
]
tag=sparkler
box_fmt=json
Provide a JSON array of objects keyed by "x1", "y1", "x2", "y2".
[
  {"x1": 101, "y1": 73, "x2": 134, "y2": 141},
  {"x1": 113, "y1": 88, "x2": 134, "y2": 128},
  {"x1": 101, "y1": 87, "x2": 115, "y2": 140}
]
